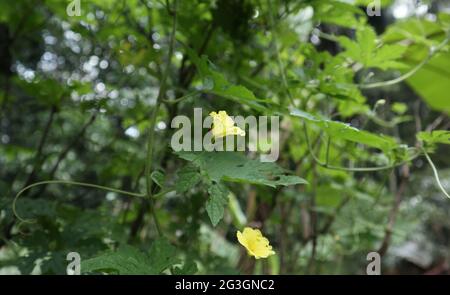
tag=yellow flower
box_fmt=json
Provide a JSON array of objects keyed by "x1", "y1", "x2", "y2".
[
  {"x1": 209, "y1": 111, "x2": 245, "y2": 139},
  {"x1": 236, "y1": 227, "x2": 275, "y2": 259}
]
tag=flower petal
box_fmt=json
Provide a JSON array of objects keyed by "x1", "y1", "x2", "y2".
[
  {"x1": 236, "y1": 230, "x2": 247, "y2": 248},
  {"x1": 236, "y1": 227, "x2": 275, "y2": 259},
  {"x1": 210, "y1": 110, "x2": 245, "y2": 139}
]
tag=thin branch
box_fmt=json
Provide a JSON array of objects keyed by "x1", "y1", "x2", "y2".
[
  {"x1": 162, "y1": 90, "x2": 200, "y2": 105},
  {"x1": 27, "y1": 111, "x2": 98, "y2": 199},
  {"x1": 23, "y1": 105, "x2": 57, "y2": 188},
  {"x1": 325, "y1": 136, "x2": 331, "y2": 166},
  {"x1": 307, "y1": 163, "x2": 318, "y2": 274},
  {"x1": 425, "y1": 114, "x2": 446, "y2": 132},
  {"x1": 267, "y1": 0, "x2": 294, "y2": 105},
  {"x1": 378, "y1": 165, "x2": 409, "y2": 256},
  {"x1": 144, "y1": 0, "x2": 178, "y2": 236}
]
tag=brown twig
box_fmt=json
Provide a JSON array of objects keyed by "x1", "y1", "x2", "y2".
[
  {"x1": 378, "y1": 165, "x2": 409, "y2": 256},
  {"x1": 23, "y1": 105, "x2": 57, "y2": 188},
  {"x1": 29, "y1": 111, "x2": 98, "y2": 198}
]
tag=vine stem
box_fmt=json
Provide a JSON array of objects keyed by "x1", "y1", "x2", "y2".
[
  {"x1": 162, "y1": 90, "x2": 200, "y2": 104},
  {"x1": 13, "y1": 180, "x2": 145, "y2": 223},
  {"x1": 144, "y1": 0, "x2": 178, "y2": 236},
  {"x1": 423, "y1": 149, "x2": 450, "y2": 199},
  {"x1": 325, "y1": 136, "x2": 331, "y2": 166}
]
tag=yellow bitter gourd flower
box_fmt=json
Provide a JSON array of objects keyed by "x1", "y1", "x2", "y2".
[
  {"x1": 209, "y1": 111, "x2": 245, "y2": 139},
  {"x1": 237, "y1": 227, "x2": 275, "y2": 259}
]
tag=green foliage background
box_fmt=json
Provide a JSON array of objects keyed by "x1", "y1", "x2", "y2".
[{"x1": 1, "y1": 0, "x2": 450, "y2": 274}]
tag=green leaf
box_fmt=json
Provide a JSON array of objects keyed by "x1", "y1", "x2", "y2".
[
  {"x1": 371, "y1": 44, "x2": 408, "y2": 69},
  {"x1": 184, "y1": 46, "x2": 269, "y2": 111},
  {"x1": 151, "y1": 170, "x2": 166, "y2": 188},
  {"x1": 14, "y1": 198, "x2": 58, "y2": 220},
  {"x1": 147, "y1": 239, "x2": 179, "y2": 273},
  {"x1": 383, "y1": 18, "x2": 442, "y2": 46},
  {"x1": 176, "y1": 151, "x2": 308, "y2": 188},
  {"x1": 81, "y1": 240, "x2": 178, "y2": 274},
  {"x1": 290, "y1": 109, "x2": 398, "y2": 152},
  {"x1": 316, "y1": 185, "x2": 343, "y2": 209},
  {"x1": 81, "y1": 245, "x2": 153, "y2": 274},
  {"x1": 173, "y1": 259, "x2": 198, "y2": 275},
  {"x1": 383, "y1": 18, "x2": 450, "y2": 113},
  {"x1": 417, "y1": 130, "x2": 450, "y2": 146},
  {"x1": 392, "y1": 102, "x2": 408, "y2": 115},
  {"x1": 176, "y1": 164, "x2": 202, "y2": 193},
  {"x1": 406, "y1": 49, "x2": 450, "y2": 114},
  {"x1": 339, "y1": 26, "x2": 407, "y2": 70},
  {"x1": 16, "y1": 77, "x2": 66, "y2": 106},
  {"x1": 206, "y1": 182, "x2": 230, "y2": 226},
  {"x1": 314, "y1": 0, "x2": 364, "y2": 28}
]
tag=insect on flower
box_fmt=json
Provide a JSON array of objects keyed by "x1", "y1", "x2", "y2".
[
  {"x1": 237, "y1": 227, "x2": 275, "y2": 259},
  {"x1": 209, "y1": 111, "x2": 246, "y2": 139}
]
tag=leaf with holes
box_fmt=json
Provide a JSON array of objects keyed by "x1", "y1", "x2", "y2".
[
  {"x1": 176, "y1": 164, "x2": 202, "y2": 193},
  {"x1": 176, "y1": 151, "x2": 307, "y2": 188},
  {"x1": 81, "y1": 239, "x2": 178, "y2": 274}
]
